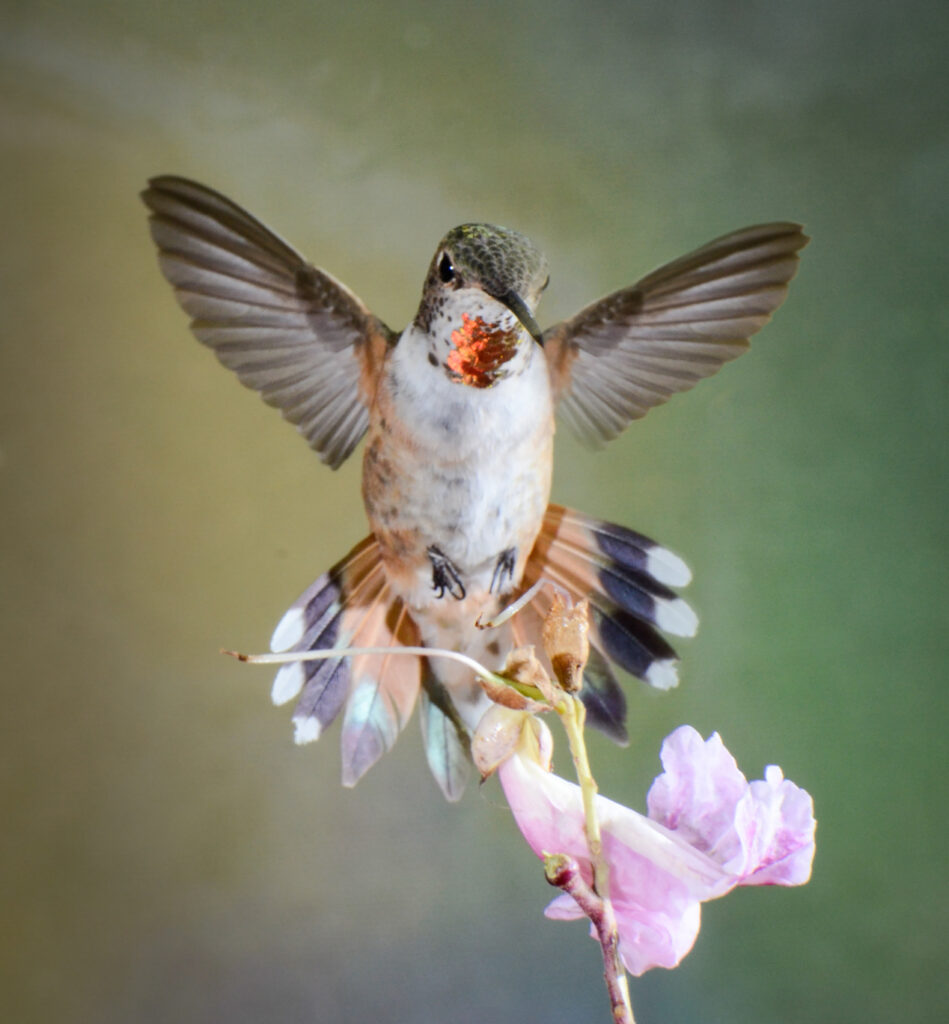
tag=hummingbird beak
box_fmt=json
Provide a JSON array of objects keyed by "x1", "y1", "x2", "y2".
[{"x1": 496, "y1": 290, "x2": 544, "y2": 347}]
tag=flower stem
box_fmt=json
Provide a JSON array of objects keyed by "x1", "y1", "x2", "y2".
[
  {"x1": 557, "y1": 696, "x2": 634, "y2": 1023},
  {"x1": 545, "y1": 855, "x2": 633, "y2": 1024},
  {"x1": 558, "y1": 696, "x2": 605, "y2": 894}
]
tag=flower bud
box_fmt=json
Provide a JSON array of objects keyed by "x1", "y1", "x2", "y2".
[
  {"x1": 471, "y1": 706, "x2": 527, "y2": 777},
  {"x1": 542, "y1": 595, "x2": 590, "y2": 693},
  {"x1": 471, "y1": 707, "x2": 553, "y2": 777}
]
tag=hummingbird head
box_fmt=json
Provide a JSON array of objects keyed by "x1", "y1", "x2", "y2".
[{"x1": 415, "y1": 223, "x2": 550, "y2": 388}]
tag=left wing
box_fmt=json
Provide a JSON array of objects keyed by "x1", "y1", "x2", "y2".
[
  {"x1": 543, "y1": 223, "x2": 809, "y2": 444},
  {"x1": 142, "y1": 176, "x2": 394, "y2": 468}
]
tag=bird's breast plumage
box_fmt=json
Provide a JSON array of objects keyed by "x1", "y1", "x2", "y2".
[{"x1": 362, "y1": 323, "x2": 554, "y2": 619}]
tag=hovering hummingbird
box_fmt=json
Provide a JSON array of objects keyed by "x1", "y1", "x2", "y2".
[{"x1": 142, "y1": 176, "x2": 807, "y2": 800}]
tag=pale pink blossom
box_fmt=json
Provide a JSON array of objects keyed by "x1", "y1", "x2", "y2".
[{"x1": 498, "y1": 723, "x2": 815, "y2": 976}]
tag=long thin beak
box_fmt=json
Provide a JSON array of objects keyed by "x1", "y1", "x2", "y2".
[{"x1": 497, "y1": 290, "x2": 544, "y2": 346}]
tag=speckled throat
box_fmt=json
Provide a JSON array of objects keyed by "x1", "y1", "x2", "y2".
[{"x1": 446, "y1": 313, "x2": 521, "y2": 388}]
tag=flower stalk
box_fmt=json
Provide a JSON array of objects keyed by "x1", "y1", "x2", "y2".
[
  {"x1": 555, "y1": 694, "x2": 634, "y2": 1023},
  {"x1": 544, "y1": 855, "x2": 632, "y2": 1024}
]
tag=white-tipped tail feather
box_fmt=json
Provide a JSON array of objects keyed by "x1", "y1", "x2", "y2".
[
  {"x1": 645, "y1": 659, "x2": 680, "y2": 691},
  {"x1": 646, "y1": 546, "x2": 692, "y2": 588}
]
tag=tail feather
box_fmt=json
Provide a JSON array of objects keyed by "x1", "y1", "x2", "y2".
[
  {"x1": 269, "y1": 535, "x2": 422, "y2": 784},
  {"x1": 593, "y1": 604, "x2": 680, "y2": 690},
  {"x1": 522, "y1": 503, "x2": 696, "y2": 728},
  {"x1": 270, "y1": 540, "x2": 382, "y2": 708},
  {"x1": 288, "y1": 655, "x2": 350, "y2": 746},
  {"x1": 530, "y1": 506, "x2": 697, "y2": 638},
  {"x1": 547, "y1": 507, "x2": 692, "y2": 588},
  {"x1": 289, "y1": 562, "x2": 386, "y2": 743},
  {"x1": 340, "y1": 594, "x2": 420, "y2": 787},
  {"x1": 579, "y1": 647, "x2": 628, "y2": 744},
  {"x1": 523, "y1": 560, "x2": 681, "y2": 687},
  {"x1": 508, "y1": 599, "x2": 536, "y2": 651},
  {"x1": 419, "y1": 674, "x2": 472, "y2": 802},
  {"x1": 271, "y1": 536, "x2": 378, "y2": 655}
]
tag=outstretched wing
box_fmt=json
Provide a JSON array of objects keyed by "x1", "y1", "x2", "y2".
[
  {"x1": 544, "y1": 223, "x2": 809, "y2": 444},
  {"x1": 142, "y1": 176, "x2": 394, "y2": 468}
]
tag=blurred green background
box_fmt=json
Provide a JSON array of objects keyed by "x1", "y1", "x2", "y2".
[{"x1": 2, "y1": 1, "x2": 946, "y2": 1021}]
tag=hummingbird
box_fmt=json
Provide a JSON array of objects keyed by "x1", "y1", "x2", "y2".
[{"x1": 142, "y1": 176, "x2": 807, "y2": 800}]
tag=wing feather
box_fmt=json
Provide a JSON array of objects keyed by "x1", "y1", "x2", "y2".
[
  {"x1": 142, "y1": 175, "x2": 395, "y2": 468},
  {"x1": 544, "y1": 223, "x2": 809, "y2": 444}
]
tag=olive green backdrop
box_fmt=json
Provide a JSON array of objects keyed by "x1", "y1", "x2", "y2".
[{"x1": 2, "y1": 1, "x2": 946, "y2": 1021}]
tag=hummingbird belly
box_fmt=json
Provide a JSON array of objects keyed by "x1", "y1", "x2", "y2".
[{"x1": 362, "y1": 335, "x2": 554, "y2": 626}]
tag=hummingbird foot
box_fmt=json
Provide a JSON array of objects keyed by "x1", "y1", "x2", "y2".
[
  {"x1": 490, "y1": 547, "x2": 517, "y2": 595},
  {"x1": 427, "y1": 545, "x2": 467, "y2": 600}
]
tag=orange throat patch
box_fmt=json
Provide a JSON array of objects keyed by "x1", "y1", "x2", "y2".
[{"x1": 446, "y1": 313, "x2": 520, "y2": 388}]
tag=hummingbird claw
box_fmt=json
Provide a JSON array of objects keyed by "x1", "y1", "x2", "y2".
[
  {"x1": 427, "y1": 545, "x2": 467, "y2": 601},
  {"x1": 490, "y1": 547, "x2": 517, "y2": 595}
]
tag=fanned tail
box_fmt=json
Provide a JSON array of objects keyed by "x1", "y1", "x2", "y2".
[
  {"x1": 269, "y1": 535, "x2": 421, "y2": 787},
  {"x1": 266, "y1": 506, "x2": 695, "y2": 794},
  {"x1": 519, "y1": 503, "x2": 697, "y2": 740}
]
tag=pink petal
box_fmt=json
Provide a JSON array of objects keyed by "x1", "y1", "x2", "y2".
[
  {"x1": 499, "y1": 722, "x2": 815, "y2": 976},
  {"x1": 500, "y1": 744, "x2": 727, "y2": 895},
  {"x1": 646, "y1": 727, "x2": 816, "y2": 886},
  {"x1": 646, "y1": 726, "x2": 749, "y2": 873},
  {"x1": 497, "y1": 741, "x2": 596, "y2": 863},
  {"x1": 499, "y1": 742, "x2": 728, "y2": 975},
  {"x1": 544, "y1": 891, "x2": 584, "y2": 920},
  {"x1": 735, "y1": 765, "x2": 816, "y2": 886},
  {"x1": 613, "y1": 899, "x2": 702, "y2": 975},
  {"x1": 544, "y1": 891, "x2": 704, "y2": 976}
]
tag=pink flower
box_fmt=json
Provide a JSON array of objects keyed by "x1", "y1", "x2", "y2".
[{"x1": 497, "y1": 723, "x2": 815, "y2": 976}]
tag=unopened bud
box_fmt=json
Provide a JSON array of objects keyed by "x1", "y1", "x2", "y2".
[
  {"x1": 544, "y1": 852, "x2": 580, "y2": 889},
  {"x1": 471, "y1": 706, "x2": 528, "y2": 777},
  {"x1": 471, "y1": 707, "x2": 554, "y2": 777},
  {"x1": 542, "y1": 595, "x2": 590, "y2": 692}
]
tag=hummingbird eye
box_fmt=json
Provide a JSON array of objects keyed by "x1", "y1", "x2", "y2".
[{"x1": 438, "y1": 252, "x2": 456, "y2": 284}]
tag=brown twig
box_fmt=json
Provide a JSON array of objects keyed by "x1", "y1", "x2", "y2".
[{"x1": 545, "y1": 854, "x2": 634, "y2": 1024}]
